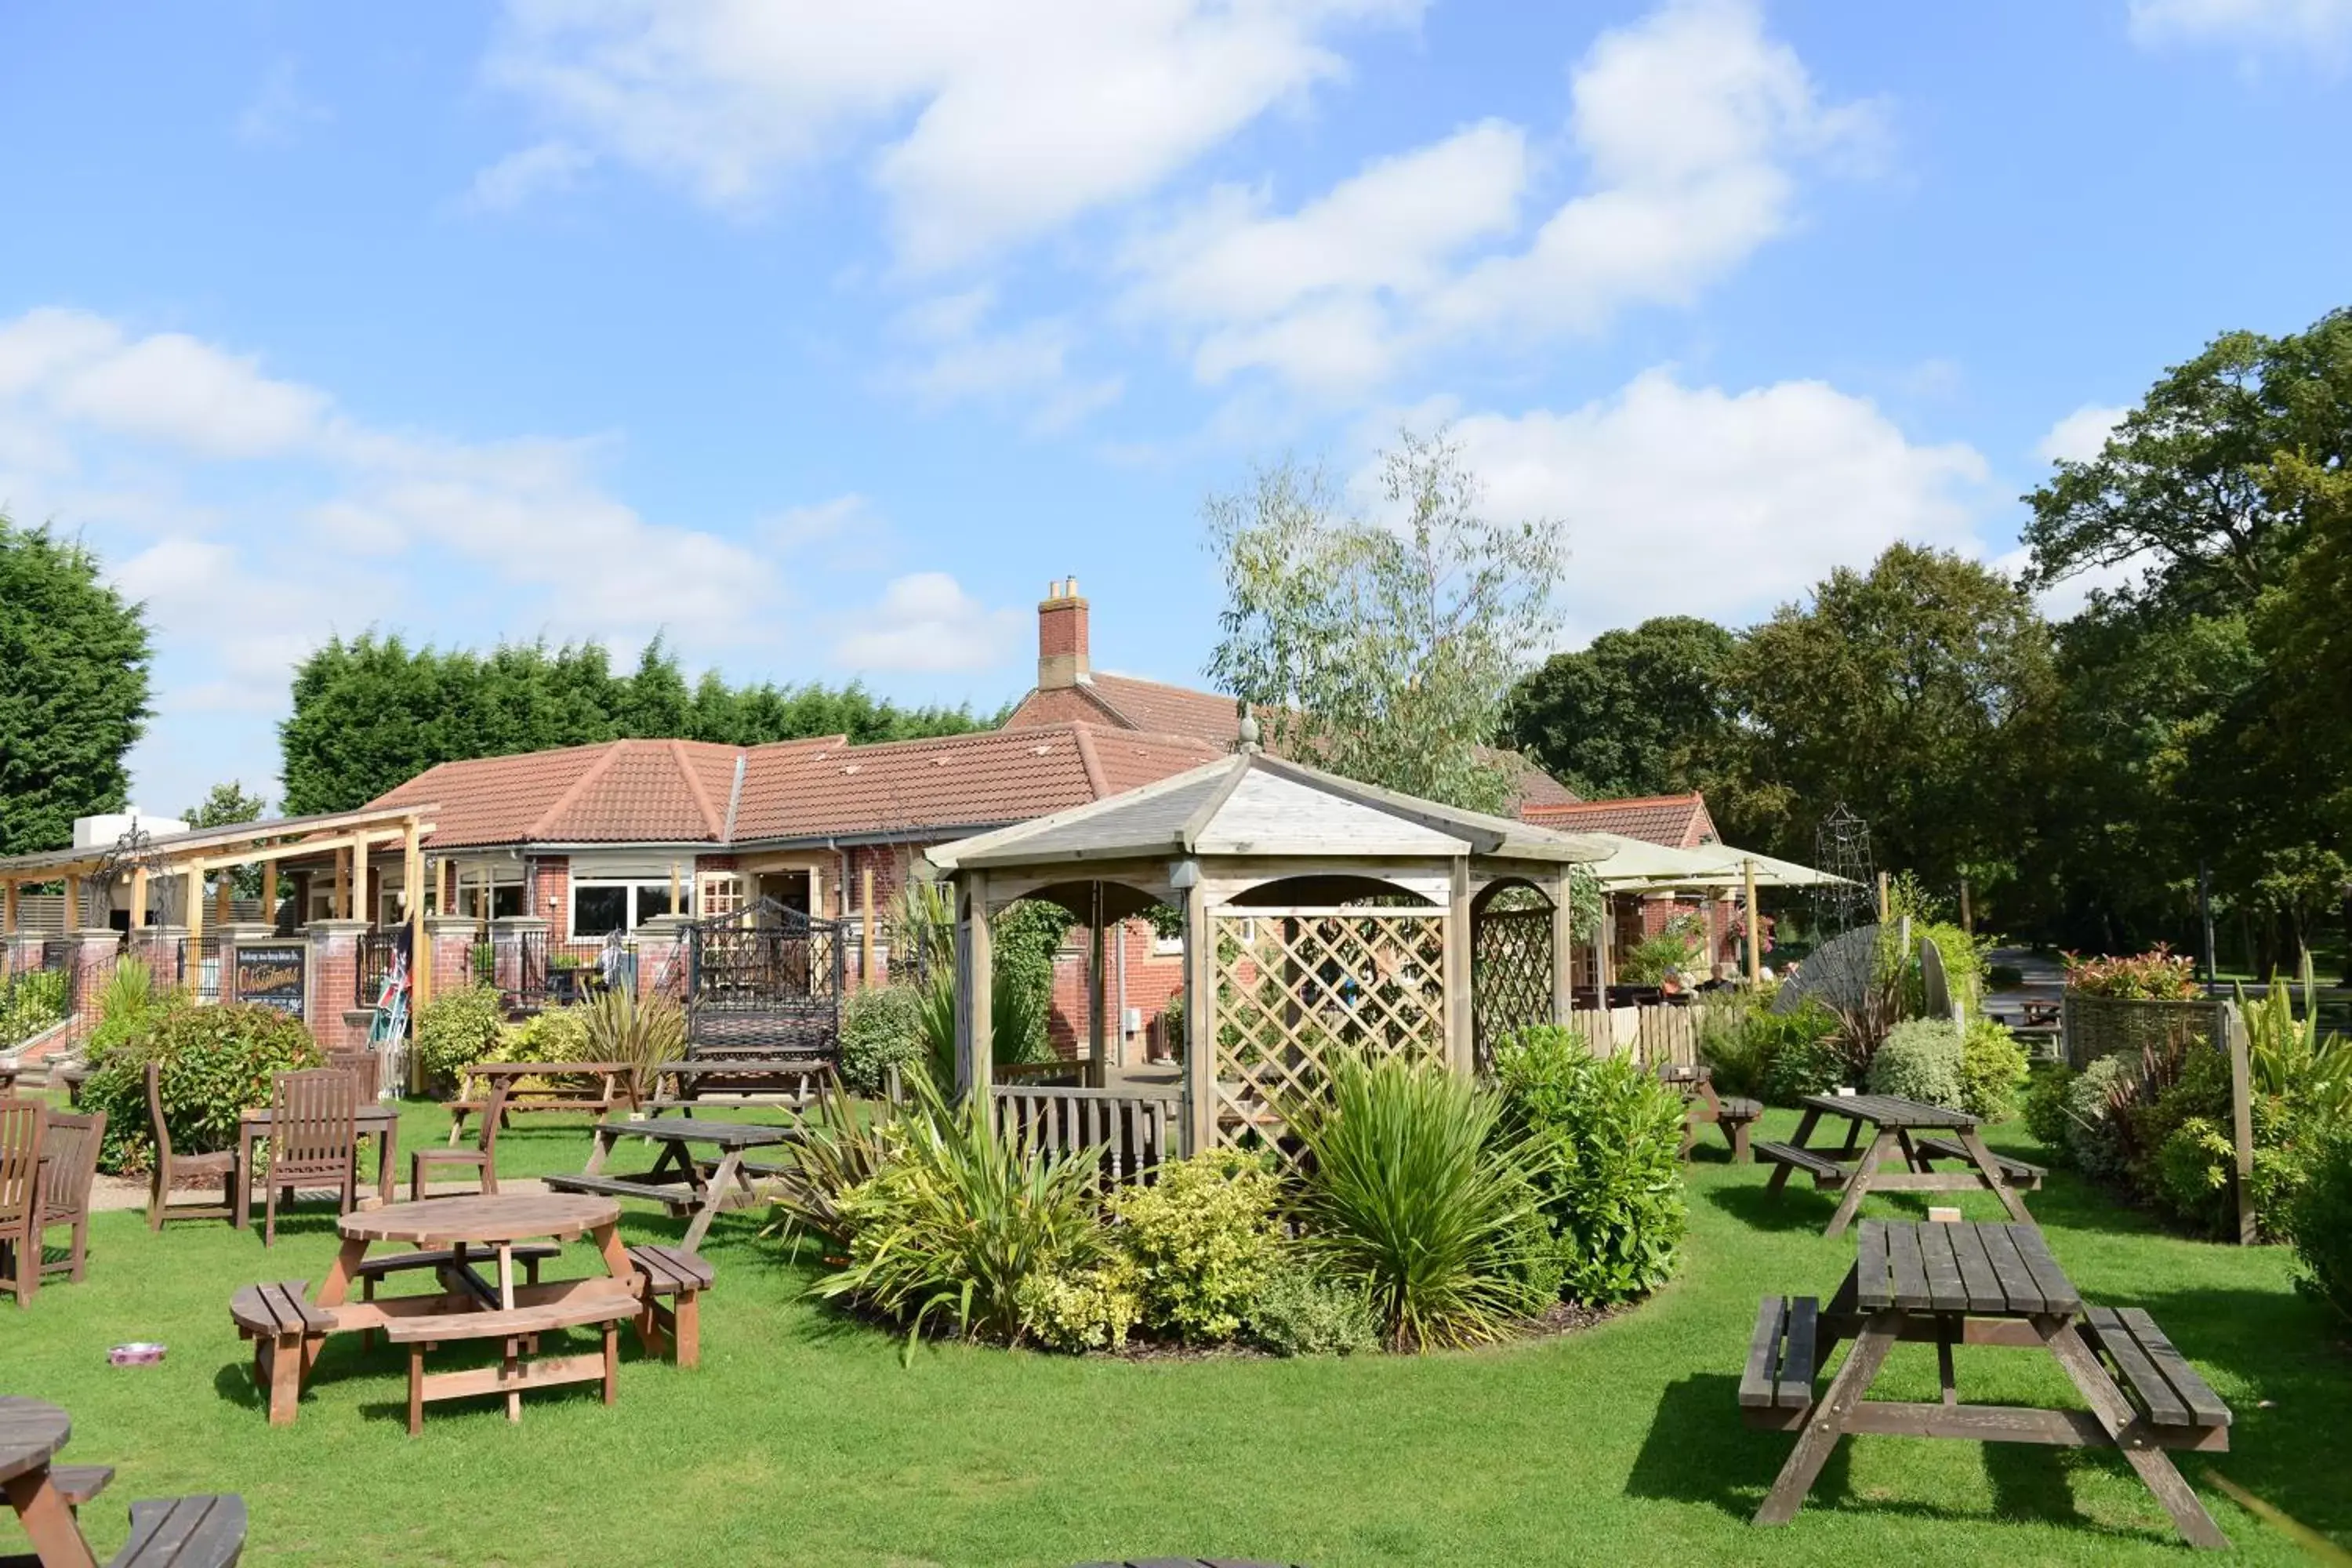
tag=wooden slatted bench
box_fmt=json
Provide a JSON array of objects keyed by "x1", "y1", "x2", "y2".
[
  {"x1": 2082, "y1": 1305, "x2": 2234, "y2": 1445},
  {"x1": 1738, "y1": 1296, "x2": 1820, "y2": 1428},
  {"x1": 352, "y1": 1244, "x2": 561, "y2": 1348},
  {"x1": 107, "y1": 1494, "x2": 248, "y2": 1568},
  {"x1": 382, "y1": 1291, "x2": 634, "y2": 1436},
  {"x1": 51, "y1": 1464, "x2": 114, "y2": 1512},
  {"x1": 1908, "y1": 1134, "x2": 2047, "y2": 1189},
  {"x1": 227, "y1": 1282, "x2": 334, "y2": 1426},
  {"x1": 445, "y1": 1063, "x2": 637, "y2": 1145},
  {"x1": 1754, "y1": 1142, "x2": 1849, "y2": 1187},
  {"x1": 540, "y1": 1172, "x2": 702, "y2": 1216},
  {"x1": 626, "y1": 1244, "x2": 714, "y2": 1368}
]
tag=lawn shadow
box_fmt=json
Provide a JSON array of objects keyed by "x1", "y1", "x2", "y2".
[
  {"x1": 1624, "y1": 1373, "x2": 1838, "y2": 1518},
  {"x1": 209, "y1": 1360, "x2": 263, "y2": 1414},
  {"x1": 1700, "y1": 1182, "x2": 1833, "y2": 1235}
]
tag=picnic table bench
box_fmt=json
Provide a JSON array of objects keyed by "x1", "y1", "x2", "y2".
[
  {"x1": 545, "y1": 1117, "x2": 797, "y2": 1250},
  {"x1": 446, "y1": 1062, "x2": 641, "y2": 1143},
  {"x1": 1656, "y1": 1063, "x2": 1762, "y2": 1162},
  {"x1": 1, "y1": 1396, "x2": 245, "y2": 1568},
  {"x1": 1757, "y1": 1092, "x2": 2036, "y2": 1236},
  {"x1": 1741, "y1": 1218, "x2": 2231, "y2": 1548},
  {"x1": 641, "y1": 1058, "x2": 832, "y2": 1116},
  {"x1": 230, "y1": 1103, "x2": 399, "y2": 1232}
]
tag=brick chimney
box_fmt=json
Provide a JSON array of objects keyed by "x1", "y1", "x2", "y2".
[{"x1": 1037, "y1": 576, "x2": 1090, "y2": 690}]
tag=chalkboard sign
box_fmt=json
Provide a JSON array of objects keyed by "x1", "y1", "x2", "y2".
[{"x1": 234, "y1": 943, "x2": 307, "y2": 1016}]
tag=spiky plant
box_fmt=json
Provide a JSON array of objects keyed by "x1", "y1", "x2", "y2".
[{"x1": 579, "y1": 986, "x2": 688, "y2": 1102}]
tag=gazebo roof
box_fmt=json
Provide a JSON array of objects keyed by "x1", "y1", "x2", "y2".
[
  {"x1": 1584, "y1": 833, "x2": 1847, "y2": 891},
  {"x1": 927, "y1": 751, "x2": 1616, "y2": 873}
]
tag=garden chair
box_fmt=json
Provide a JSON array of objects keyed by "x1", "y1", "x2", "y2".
[
  {"x1": 38, "y1": 1109, "x2": 106, "y2": 1283},
  {"x1": 0, "y1": 1098, "x2": 43, "y2": 1306},
  {"x1": 263, "y1": 1068, "x2": 359, "y2": 1249},
  {"x1": 327, "y1": 1049, "x2": 383, "y2": 1102},
  {"x1": 146, "y1": 1060, "x2": 241, "y2": 1230},
  {"x1": 408, "y1": 1083, "x2": 506, "y2": 1200}
]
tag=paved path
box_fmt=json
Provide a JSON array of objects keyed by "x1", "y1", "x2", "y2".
[{"x1": 93, "y1": 1174, "x2": 556, "y2": 1214}]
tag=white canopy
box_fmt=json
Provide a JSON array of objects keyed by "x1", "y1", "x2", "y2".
[{"x1": 1584, "y1": 835, "x2": 1846, "y2": 891}]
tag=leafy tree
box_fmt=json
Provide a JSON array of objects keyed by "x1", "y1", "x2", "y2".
[
  {"x1": 0, "y1": 519, "x2": 152, "y2": 855},
  {"x1": 181, "y1": 781, "x2": 270, "y2": 829},
  {"x1": 281, "y1": 633, "x2": 995, "y2": 812},
  {"x1": 1726, "y1": 544, "x2": 2055, "y2": 901},
  {"x1": 1205, "y1": 431, "x2": 1566, "y2": 815},
  {"x1": 1504, "y1": 616, "x2": 1737, "y2": 798}
]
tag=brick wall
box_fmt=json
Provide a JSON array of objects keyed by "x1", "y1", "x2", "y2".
[
  {"x1": 531, "y1": 857, "x2": 572, "y2": 940},
  {"x1": 1041, "y1": 918, "x2": 1184, "y2": 1061}
]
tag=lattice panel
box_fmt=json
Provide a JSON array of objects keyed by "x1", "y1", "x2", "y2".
[
  {"x1": 1209, "y1": 909, "x2": 1448, "y2": 1158},
  {"x1": 1472, "y1": 905, "x2": 1554, "y2": 1069}
]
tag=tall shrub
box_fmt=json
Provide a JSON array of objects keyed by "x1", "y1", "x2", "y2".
[
  {"x1": 1493, "y1": 1027, "x2": 1686, "y2": 1305},
  {"x1": 838, "y1": 982, "x2": 927, "y2": 1094},
  {"x1": 1867, "y1": 1018, "x2": 1966, "y2": 1109},
  {"x1": 80, "y1": 1003, "x2": 321, "y2": 1173},
  {"x1": 2290, "y1": 1124, "x2": 2352, "y2": 1326},
  {"x1": 413, "y1": 984, "x2": 506, "y2": 1090}
]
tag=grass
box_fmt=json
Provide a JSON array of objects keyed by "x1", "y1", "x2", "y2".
[{"x1": 7, "y1": 1104, "x2": 2349, "y2": 1567}]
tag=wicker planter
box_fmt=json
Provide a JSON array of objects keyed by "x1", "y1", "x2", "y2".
[{"x1": 2060, "y1": 993, "x2": 2227, "y2": 1069}]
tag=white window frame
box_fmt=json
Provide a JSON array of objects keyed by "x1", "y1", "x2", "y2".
[{"x1": 569, "y1": 878, "x2": 691, "y2": 936}]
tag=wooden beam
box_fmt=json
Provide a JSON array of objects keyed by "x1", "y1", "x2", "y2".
[
  {"x1": 63, "y1": 872, "x2": 83, "y2": 931},
  {"x1": 1182, "y1": 873, "x2": 1214, "y2": 1157},
  {"x1": 860, "y1": 865, "x2": 875, "y2": 985},
  {"x1": 1087, "y1": 880, "x2": 1106, "y2": 1070},
  {"x1": 961, "y1": 872, "x2": 993, "y2": 1099},
  {"x1": 185, "y1": 867, "x2": 205, "y2": 946},
  {"x1": 2228, "y1": 1005, "x2": 2256, "y2": 1247},
  {"x1": 1551, "y1": 866, "x2": 1575, "y2": 1025},
  {"x1": 130, "y1": 866, "x2": 150, "y2": 929},
  {"x1": 1446, "y1": 856, "x2": 1473, "y2": 1076},
  {"x1": 1744, "y1": 858, "x2": 1762, "y2": 986},
  {"x1": 405, "y1": 819, "x2": 429, "y2": 1010},
  {"x1": 2, "y1": 880, "x2": 15, "y2": 938},
  {"x1": 334, "y1": 845, "x2": 351, "y2": 921},
  {"x1": 262, "y1": 860, "x2": 278, "y2": 924},
  {"x1": 214, "y1": 869, "x2": 232, "y2": 931}
]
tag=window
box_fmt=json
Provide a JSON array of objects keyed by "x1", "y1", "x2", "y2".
[
  {"x1": 699, "y1": 873, "x2": 744, "y2": 920},
  {"x1": 453, "y1": 883, "x2": 524, "y2": 920},
  {"x1": 571, "y1": 880, "x2": 691, "y2": 935}
]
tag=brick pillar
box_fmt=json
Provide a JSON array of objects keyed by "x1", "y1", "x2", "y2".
[
  {"x1": 305, "y1": 919, "x2": 372, "y2": 1051},
  {"x1": 4, "y1": 934, "x2": 45, "y2": 980},
  {"x1": 634, "y1": 915, "x2": 688, "y2": 1002},
  {"x1": 425, "y1": 916, "x2": 481, "y2": 1003}
]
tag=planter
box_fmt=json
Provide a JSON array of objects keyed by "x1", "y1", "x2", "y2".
[{"x1": 2060, "y1": 993, "x2": 2227, "y2": 1069}]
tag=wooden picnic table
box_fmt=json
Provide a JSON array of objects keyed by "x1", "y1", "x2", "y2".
[
  {"x1": 642, "y1": 1058, "x2": 830, "y2": 1116},
  {"x1": 232, "y1": 1102, "x2": 399, "y2": 1232},
  {"x1": 2, "y1": 1398, "x2": 245, "y2": 1567},
  {"x1": 1757, "y1": 1092, "x2": 2040, "y2": 1238},
  {"x1": 2, "y1": 1396, "x2": 91, "y2": 1568},
  {"x1": 1744, "y1": 1218, "x2": 2232, "y2": 1548},
  {"x1": 543, "y1": 1117, "x2": 797, "y2": 1250},
  {"x1": 447, "y1": 1061, "x2": 641, "y2": 1142}
]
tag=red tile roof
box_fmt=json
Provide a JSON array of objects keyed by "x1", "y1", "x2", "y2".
[{"x1": 1522, "y1": 793, "x2": 1718, "y2": 849}]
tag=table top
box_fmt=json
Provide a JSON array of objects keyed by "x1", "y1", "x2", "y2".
[
  {"x1": 0, "y1": 1396, "x2": 71, "y2": 1486},
  {"x1": 339, "y1": 1192, "x2": 620, "y2": 1247},
  {"x1": 1801, "y1": 1092, "x2": 1979, "y2": 1130},
  {"x1": 464, "y1": 1061, "x2": 633, "y2": 1079},
  {"x1": 659, "y1": 1059, "x2": 832, "y2": 1076},
  {"x1": 1853, "y1": 1218, "x2": 2081, "y2": 1317},
  {"x1": 240, "y1": 1104, "x2": 397, "y2": 1127},
  {"x1": 604, "y1": 1116, "x2": 800, "y2": 1149}
]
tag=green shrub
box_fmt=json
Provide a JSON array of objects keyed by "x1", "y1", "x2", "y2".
[
  {"x1": 2289, "y1": 1124, "x2": 2352, "y2": 1326},
  {"x1": 1291, "y1": 1053, "x2": 1555, "y2": 1350},
  {"x1": 1702, "y1": 996, "x2": 1839, "y2": 1104},
  {"x1": 2063, "y1": 1054, "x2": 2139, "y2": 1182},
  {"x1": 1765, "y1": 1025, "x2": 1848, "y2": 1103},
  {"x1": 1621, "y1": 932, "x2": 1698, "y2": 985},
  {"x1": 1960, "y1": 1018, "x2": 2031, "y2": 1120},
  {"x1": 812, "y1": 1075, "x2": 1104, "y2": 1349},
  {"x1": 1015, "y1": 1257, "x2": 1143, "y2": 1354},
  {"x1": 1246, "y1": 1264, "x2": 1380, "y2": 1357},
  {"x1": 497, "y1": 1004, "x2": 591, "y2": 1065},
  {"x1": 0, "y1": 968, "x2": 70, "y2": 1051},
  {"x1": 1493, "y1": 1027, "x2": 1686, "y2": 1306},
  {"x1": 2063, "y1": 946, "x2": 2198, "y2": 999},
  {"x1": 84, "y1": 958, "x2": 184, "y2": 1063},
  {"x1": 1867, "y1": 1018, "x2": 1965, "y2": 1109},
  {"x1": 580, "y1": 987, "x2": 689, "y2": 1101},
  {"x1": 414, "y1": 984, "x2": 507, "y2": 1089},
  {"x1": 765, "y1": 1076, "x2": 902, "y2": 1256},
  {"x1": 2024, "y1": 1062, "x2": 2078, "y2": 1151},
  {"x1": 838, "y1": 983, "x2": 927, "y2": 1095},
  {"x1": 81, "y1": 1003, "x2": 321, "y2": 1173},
  {"x1": 1109, "y1": 1149, "x2": 1284, "y2": 1344}
]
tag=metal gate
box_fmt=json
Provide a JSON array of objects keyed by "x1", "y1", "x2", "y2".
[{"x1": 683, "y1": 896, "x2": 845, "y2": 1054}]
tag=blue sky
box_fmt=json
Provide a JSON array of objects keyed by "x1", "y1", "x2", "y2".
[{"x1": 2, "y1": 0, "x2": 2348, "y2": 818}]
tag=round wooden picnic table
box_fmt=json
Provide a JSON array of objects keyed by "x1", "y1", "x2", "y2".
[
  {"x1": 0, "y1": 1396, "x2": 96, "y2": 1568},
  {"x1": 0, "y1": 1396, "x2": 71, "y2": 1486},
  {"x1": 339, "y1": 1192, "x2": 619, "y2": 1248}
]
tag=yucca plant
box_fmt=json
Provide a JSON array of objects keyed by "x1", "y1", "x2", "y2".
[
  {"x1": 2236, "y1": 954, "x2": 2352, "y2": 1119},
  {"x1": 579, "y1": 986, "x2": 688, "y2": 1101},
  {"x1": 910, "y1": 960, "x2": 1052, "y2": 1091},
  {"x1": 810, "y1": 1072, "x2": 1103, "y2": 1353},
  {"x1": 1289, "y1": 1052, "x2": 1556, "y2": 1351},
  {"x1": 764, "y1": 1073, "x2": 900, "y2": 1256}
]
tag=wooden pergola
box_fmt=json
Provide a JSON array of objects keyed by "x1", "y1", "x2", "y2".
[{"x1": 925, "y1": 750, "x2": 1613, "y2": 1158}]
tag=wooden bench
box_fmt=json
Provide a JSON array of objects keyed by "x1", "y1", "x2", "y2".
[
  {"x1": 227, "y1": 1282, "x2": 333, "y2": 1426},
  {"x1": 1738, "y1": 1296, "x2": 1820, "y2": 1423},
  {"x1": 382, "y1": 1290, "x2": 635, "y2": 1436},
  {"x1": 109, "y1": 1494, "x2": 248, "y2": 1568},
  {"x1": 2082, "y1": 1305, "x2": 2234, "y2": 1440},
  {"x1": 51, "y1": 1464, "x2": 114, "y2": 1509},
  {"x1": 645, "y1": 1059, "x2": 832, "y2": 1115},
  {"x1": 1657, "y1": 1064, "x2": 1762, "y2": 1162},
  {"x1": 539, "y1": 1173, "x2": 703, "y2": 1214},
  {"x1": 351, "y1": 1244, "x2": 561, "y2": 1348},
  {"x1": 626, "y1": 1244, "x2": 714, "y2": 1367},
  {"x1": 1754, "y1": 1142, "x2": 1849, "y2": 1188},
  {"x1": 1908, "y1": 1135, "x2": 2047, "y2": 1189},
  {"x1": 446, "y1": 1063, "x2": 637, "y2": 1144}
]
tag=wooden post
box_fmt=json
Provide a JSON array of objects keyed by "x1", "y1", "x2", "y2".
[
  {"x1": 809, "y1": 865, "x2": 824, "y2": 926},
  {"x1": 1877, "y1": 870, "x2": 1891, "y2": 923},
  {"x1": 185, "y1": 867, "x2": 205, "y2": 946},
  {"x1": 1182, "y1": 869, "x2": 1214, "y2": 1158},
  {"x1": 860, "y1": 865, "x2": 876, "y2": 985},
  {"x1": 960, "y1": 873, "x2": 993, "y2": 1100},
  {"x1": 1592, "y1": 891, "x2": 1612, "y2": 997},
  {"x1": 1446, "y1": 857, "x2": 1474, "y2": 1076},
  {"x1": 2, "y1": 880, "x2": 15, "y2": 938},
  {"x1": 1551, "y1": 866, "x2": 1576, "y2": 1025},
  {"x1": 63, "y1": 872, "x2": 83, "y2": 931},
  {"x1": 1958, "y1": 875, "x2": 1973, "y2": 936},
  {"x1": 1087, "y1": 880, "x2": 1107, "y2": 1073},
  {"x1": 405, "y1": 819, "x2": 429, "y2": 1005},
  {"x1": 336, "y1": 845, "x2": 352, "y2": 921},
  {"x1": 214, "y1": 869, "x2": 233, "y2": 931},
  {"x1": 262, "y1": 861, "x2": 278, "y2": 926},
  {"x1": 130, "y1": 867, "x2": 150, "y2": 930},
  {"x1": 1744, "y1": 858, "x2": 1762, "y2": 986},
  {"x1": 2227, "y1": 1004, "x2": 2256, "y2": 1246}
]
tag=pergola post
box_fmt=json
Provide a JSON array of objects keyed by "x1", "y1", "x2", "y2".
[
  {"x1": 957, "y1": 871, "x2": 993, "y2": 1100},
  {"x1": 2, "y1": 880, "x2": 15, "y2": 938},
  {"x1": 130, "y1": 866, "x2": 150, "y2": 930},
  {"x1": 1087, "y1": 880, "x2": 1106, "y2": 1080},
  {"x1": 1446, "y1": 856, "x2": 1473, "y2": 1076},
  {"x1": 1592, "y1": 891, "x2": 1611, "y2": 1000},
  {"x1": 183, "y1": 867, "x2": 204, "y2": 946},
  {"x1": 1744, "y1": 857, "x2": 1762, "y2": 985},
  {"x1": 335, "y1": 844, "x2": 352, "y2": 921},
  {"x1": 1551, "y1": 866, "x2": 1576, "y2": 1025},
  {"x1": 404, "y1": 818, "x2": 429, "y2": 1004},
  {"x1": 213, "y1": 869, "x2": 232, "y2": 931},
  {"x1": 261, "y1": 861, "x2": 278, "y2": 927},
  {"x1": 63, "y1": 872, "x2": 83, "y2": 931},
  {"x1": 1179, "y1": 862, "x2": 1213, "y2": 1157}
]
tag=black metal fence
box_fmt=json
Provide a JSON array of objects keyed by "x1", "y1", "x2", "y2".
[
  {"x1": 684, "y1": 898, "x2": 844, "y2": 1054},
  {"x1": 357, "y1": 930, "x2": 406, "y2": 1007},
  {"x1": 510, "y1": 928, "x2": 633, "y2": 1011},
  {"x1": 172, "y1": 935, "x2": 227, "y2": 1003}
]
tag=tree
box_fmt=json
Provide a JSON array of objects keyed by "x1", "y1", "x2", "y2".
[
  {"x1": 1204, "y1": 431, "x2": 1566, "y2": 815},
  {"x1": 1726, "y1": 544, "x2": 2055, "y2": 902},
  {"x1": 181, "y1": 781, "x2": 274, "y2": 899},
  {"x1": 0, "y1": 518, "x2": 152, "y2": 856},
  {"x1": 1504, "y1": 616, "x2": 1737, "y2": 798}
]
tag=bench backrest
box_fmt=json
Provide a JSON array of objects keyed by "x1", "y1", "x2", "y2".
[
  {"x1": 326, "y1": 1050, "x2": 381, "y2": 1102},
  {"x1": 38, "y1": 1109, "x2": 105, "y2": 1218},
  {"x1": 0, "y1": 1098, "x2": 42, "y2": 1226},
  {"x1": 270, "y1": 1069, "x2": 358, "y2": 1169}
]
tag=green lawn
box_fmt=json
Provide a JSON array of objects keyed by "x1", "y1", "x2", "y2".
[{"x1": 7, "y1": 1105, "x2": 2348, "y2": 1567}]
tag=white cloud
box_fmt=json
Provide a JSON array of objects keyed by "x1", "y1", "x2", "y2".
[
  {"x1": 1127, "y1": 0, "x2": 1879, "y2": 397},
  {"x1": 481, "y1": 0, "x2": 1420, "y2": 268},
  {"x1": 2035, "y1": 403, "x2": 2129, "y2": 466},
  {"x1": 464, "y1": 140, "x2": 593, "y2": 212},
  {"x1": 2129, "y1": 0, "x2": 2352, "y2": 60},
  {"x1": 236, "y1": 58, "x2": 332, "y2": 146},
  {"x1": 0, "y1": 310, "x2": 326, "y2": 459},
  {"x1": 883, "y1": 294, "x2": 1123, "y2": 433},
  {"x1": 831, "y1": 572, "x2": 1024, "y2": 672},
  {"x1": 1421, "y1": 368, "x2": 1990, "y2": 641}
]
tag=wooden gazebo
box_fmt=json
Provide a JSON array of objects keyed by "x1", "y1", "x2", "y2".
[{"x1": 925, "y1": 748, "x2": 1613, "y2": 1159}]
